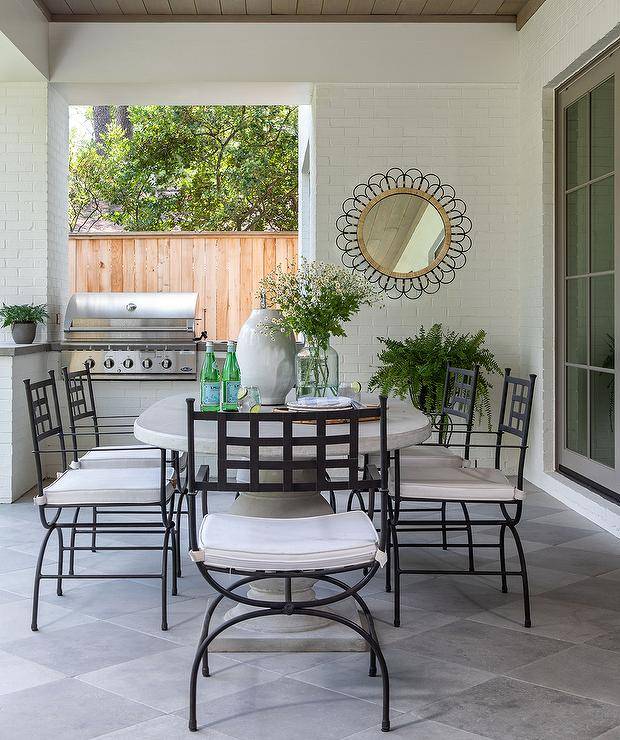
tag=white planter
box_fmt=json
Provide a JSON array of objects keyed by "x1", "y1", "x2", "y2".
[{"x1": 236, "y1": 309, "x2": 296, "y2": 405}]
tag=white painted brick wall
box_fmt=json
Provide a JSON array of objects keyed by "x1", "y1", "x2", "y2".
[
  {"x1": 313, "y1": 82, "x2": 521, "y2": 467},
  {"x1": 0, "y1": 83, "x2": 48, "y2": 342},
  {"x1": 0, "y1": 83, "x2": 70, "y2": 343},
  {"x1": 47, "y1": 87, "x2": 69, "y2": 342}
]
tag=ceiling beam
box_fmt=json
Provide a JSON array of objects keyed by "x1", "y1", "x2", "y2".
[
  {"x1": 31, "y1": 0, "x2": 53, "y2": 19},
  {"x1": 49, "y1": 11, "x2": 516, "y2": 20},
  {"x1": 516, "y1": 0, "x2": 545, "y2": 30}
]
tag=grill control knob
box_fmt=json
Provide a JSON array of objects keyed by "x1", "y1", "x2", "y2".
[
  {"x1": 103, "y1": 358, "x2": 115, "y2": 369},
  {"x1": 84, "y1": 358, "x2": 95, "y2": 369},
  {"x1": 161, "y1": 358, "x2": 172, "y2": 369},
  {"x1": 142, "y1": 358, "x2": 153, "y2": 369},
  {"x1": 123, "y1": 358, "x2": 133, "y2": 369}
]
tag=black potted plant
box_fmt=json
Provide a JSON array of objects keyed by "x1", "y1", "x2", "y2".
[
  {"x1": 0, "y1": 303, "x2": 48, "y2": 344},
  {"x1": 368, "y1": 323, "x2": 501, "y2": 427}
]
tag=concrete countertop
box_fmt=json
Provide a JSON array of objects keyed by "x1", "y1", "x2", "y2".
[{"x1": 0, "y1": 342, "x2": 52, "y2": 357}]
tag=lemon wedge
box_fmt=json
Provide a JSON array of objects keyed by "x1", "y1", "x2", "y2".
[
  {"x1": 249, "y1": 404, "x2": 261, "y2": 413},
  {"x1": 236, "y1": 386, "x2": 248, "y2": 400}
]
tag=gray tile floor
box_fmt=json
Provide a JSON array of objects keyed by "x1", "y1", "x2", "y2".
[{"x1": 0, "y1": 484, "x2": 620, "y2": 739}]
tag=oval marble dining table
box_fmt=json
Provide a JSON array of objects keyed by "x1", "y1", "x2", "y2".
[
  {"x1": 134, "y1": 392, "x2": 431, "y2": 518},
  {"x1": 133, "y1": 392, "x2": 431, "y2": 651}
]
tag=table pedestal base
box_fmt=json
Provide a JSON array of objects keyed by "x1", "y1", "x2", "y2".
[{"x1": 209, "y1": 595, "x2": 367, "y2": 652}]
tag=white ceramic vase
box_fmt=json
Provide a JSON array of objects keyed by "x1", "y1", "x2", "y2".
[{"x1": 236, "y1": 308, "x2": 296, "y2": 405}]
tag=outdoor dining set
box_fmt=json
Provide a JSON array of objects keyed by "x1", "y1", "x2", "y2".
[{"x1": 23, "y1": 359, "x2": 536, "y2": 733}]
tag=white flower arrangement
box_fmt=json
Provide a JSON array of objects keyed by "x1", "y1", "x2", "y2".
[{"x1": 258, "y1": 258, "x2": 381, "y2": 349}]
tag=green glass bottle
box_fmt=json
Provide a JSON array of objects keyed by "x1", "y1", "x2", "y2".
[
  {"x1": 200, "y1": 341, "x2": 220, "y2": 412},
  {"x1": 221, "y1": 340, "x2": 241, "y2": 411}
]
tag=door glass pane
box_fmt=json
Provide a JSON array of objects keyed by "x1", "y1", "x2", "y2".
[
  {"x1": 591, "y1": 274, "x2": 615, "y2": 368},
  {"x1": 566, "y1": 366, "x2": 588, "y2": 455},
  {"x1": 590, "y1": 371, "x2": 615, "y2": 467},
  {"x1": 591, "y1": 176, "x2": 614, "y2": 272},
  {"x1": 567, "y1": 188, "x2": 588, "y2": 275},
  {"x1": 591, "y1": 77, "x2": 614, "y2": 179},
  {"x1": 566, "y1": 278, "x2": 588, "y2": 364},
  {"x1": 567, "y1": 95, "x2": 589, "y2": 188}
]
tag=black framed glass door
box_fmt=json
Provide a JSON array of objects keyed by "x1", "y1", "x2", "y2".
[{"x1": 557, "y1": 50, "x2": 620, "y2": 497}]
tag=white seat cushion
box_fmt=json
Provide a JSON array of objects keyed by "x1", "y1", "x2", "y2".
[
  {"x1": 78, "y1": 446, "x2": 186, "y2": 470},
  {"x1": 394, "y1": 466, "x2": 523, "y2": 502},
  {"x1": 193, "y1": 511, "x2": 381, "y2": 571},
  {"x1": 399, "y1": 445, "x2": 464, "y2": 469},
  {"x1": 78, "y1": 446, "x2": 162, "y2": 469},
  {"x1": 37, "y1": 467, "x2": 175, "y2": 507}
]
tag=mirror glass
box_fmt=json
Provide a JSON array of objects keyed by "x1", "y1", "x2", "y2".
[{"x1": 359, "y1": 192, "x2": 447, "y2": 276}]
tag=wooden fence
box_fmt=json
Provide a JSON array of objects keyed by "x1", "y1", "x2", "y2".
[{"x1": 68, "y1": 231, "x2": 298, "y2": 340}]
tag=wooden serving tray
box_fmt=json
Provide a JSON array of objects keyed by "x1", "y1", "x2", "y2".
[{"x1": 272, "y1": 406, "x2": 380, "y2": 424}]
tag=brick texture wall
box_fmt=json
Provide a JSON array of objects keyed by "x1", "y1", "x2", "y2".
[
  {"x1": 47, "y1": 87, "x2": 69, "y2": 341},
  {"x1": 0, "y1": 83, "x2": 69, "y2": 343},
  {"x1": 313, "y1": 82, "x2": 521, "y2": 466},
  {"x1": 0, "y1": 82, "x2": 49, "y2": 342}
]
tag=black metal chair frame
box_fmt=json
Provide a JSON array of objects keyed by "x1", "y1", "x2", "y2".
[
  {"x1": 388, "y1": 369, "x2": 537, "y2": 630},
  {"x1": 25, "y1": 370, "x2": 179, "y2": 632},
  {"x1": 185, "y1": 397, "x2": 392, "y2": 733},
  {"x1": 385, "y1": 364, "x2": 480, "y2": 574},
  {"x1": 61, "y1": 363, "x2": 188, "y2": 578}
]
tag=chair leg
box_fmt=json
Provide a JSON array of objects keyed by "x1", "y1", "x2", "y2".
[
  {"x1": 392, "y1": 524, "x2": 401, "y2": 628},
  {"x1": 199, "y1": 593, "x2": 226, "y2": 678},
  {"x1": 510, "y1": 524, "x2": 531, "y2": 628},
  {"x1": 385, "y1": 498, "x2": 393, "y2": 593},
  {"x1": 174, "y1": 492, "x2": 185, "y2": 578},
  {"x1": 56, "y1": 527, "x2": 64, "y2": 597},
  {"x1": 441, "y1": 502, "x2": 448, "y2": 550},
  {"x1": 161, "y1": 527, "x2": 171, "y2": 631},
  {"x1": 460, "y1": 502, "x2": 475, "y2": 573},
  {"x1": 353, "y1": 592, "x2": 379, "y2": 676},
  {"x1": 68, "y1": 507, "x2": 80, "y2": 576},
  {"x1": 329, "y1": 489, "x2": 337, "y2": 512},
  {"x1": 201, "y1": 491, "x2": 208, "y2": 518},
  {"x1": 499, "y1": 524, "x2": 508, "y2": 593},
  {"x1": 189, "y1": 607, "x2": 391, "y2": 733},
  {"x1": 91, "y1": 507, "x2": 98, "y2": 552},
  {"x1": 170, "y1": 527, "x2": 178, "y2": 597},
  {"x1": 31, "y1": 526, "x2": 56, "y2": 631}
]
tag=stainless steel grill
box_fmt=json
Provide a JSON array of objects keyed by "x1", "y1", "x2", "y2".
[{"x1": 62, "y1": 292, "x2": 199, "y2": 380}]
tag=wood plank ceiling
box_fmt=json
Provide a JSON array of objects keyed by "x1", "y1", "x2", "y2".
[{"x1": 36, "y1": 0, "x2": 545, "y2": 28}]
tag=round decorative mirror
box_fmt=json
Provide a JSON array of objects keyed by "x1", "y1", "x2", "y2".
[{"x1": 336, "y1": 168, "x2": 472, "y2": 299}]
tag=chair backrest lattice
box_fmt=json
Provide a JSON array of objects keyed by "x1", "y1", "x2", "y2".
[
  {"x1": 495, "y1": 368, "x2": 537, "y2": 489},
  {"x1": 24, "y1": 370, "x2": 68, "y2": 493},
  {"x1": 186, "y1": 401, "x2": 383, "y2": 495},
  {"x1": 61, "y1": 365, "x2": 100, "y2": 456},
  {"x1": 437, "y1": 364, "x2": 480, "y2": 458}
]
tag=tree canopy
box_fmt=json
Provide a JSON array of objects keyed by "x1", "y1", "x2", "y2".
[{"x1": 69, "y1": 105, "x2": 298, "y2": 233}]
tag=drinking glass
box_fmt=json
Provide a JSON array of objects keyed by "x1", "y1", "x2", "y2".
[
  {"x1": 338, "y1": 381, "x2": 362, "y2": 403},
  {"x1": 237, "y1": 385, "x2": 261, "y2": 413}
]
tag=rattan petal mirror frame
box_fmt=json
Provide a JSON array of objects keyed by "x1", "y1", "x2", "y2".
[{"x1": 336, "y1": 167, "x2": 473, "y2": 299}]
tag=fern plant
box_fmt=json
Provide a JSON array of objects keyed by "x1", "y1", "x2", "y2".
[{"x1": 368, "y1": 324, "x2": 502, "y2": 427}]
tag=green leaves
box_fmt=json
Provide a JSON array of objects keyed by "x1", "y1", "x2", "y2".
[
  {"x1": 0, "y1": 303, "x2": 48, "y2": 327},
  {"x1": 368, "y1": 323, "x2": 501, "y2": 427},
  {"x1": 69, "y1": 105, "x2": 298, "y2": 232}
]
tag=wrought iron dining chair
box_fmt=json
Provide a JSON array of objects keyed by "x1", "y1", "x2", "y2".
[
  {"x1": 388, "y1": 369, "x2": 536, "y2": 629},
  {"x1": 25, "y1": 369, "x2": 178, "y2": 632},
  {"x1": 61, "y1": 363, "x2": 187, "y2": 576},
  {"x1": 384, "y1": 364, "x2": 480, "y2": 590},
  {"x1": 185, "y1": 397, "x2": 392, "y2": 733}
]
